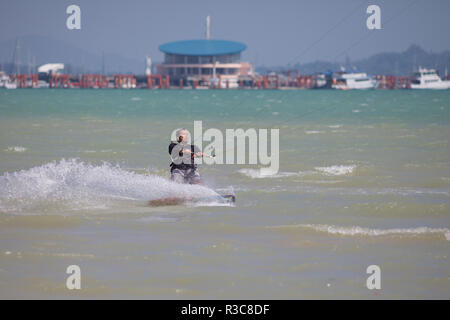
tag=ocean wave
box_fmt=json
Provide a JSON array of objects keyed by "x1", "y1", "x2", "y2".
[
  {"x1": 314, "y1": 165, "x2": 356, "y2": 176},
  {"x1": 4, "y1": 146, "x2": 27, "y2": 153},
  {"x1": 82, "y1": 149, "x2": 126, "y2": 154},
  {"x1": 268, "y1": 224, "x2": 450, "y2": 241},
  {"x1": 0, "y1": 158, "x2": 218, "y2": 214},
  {"x1": 331, "y1": 130, "x2": 347, "y2": 133},
  {"x1": 237, "y1": 168, "x2": 313, "y2": 179},
  {"x1": 373, "y1": 188, "x2": 450, "y2": 197},
  {"x1": 238, "y1": 165, "x2": 356, "y2": 179}
]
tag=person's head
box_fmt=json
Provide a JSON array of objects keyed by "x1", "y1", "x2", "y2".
[{"x1": 176, "y1": 128, "x2": 189, "y2": 144}]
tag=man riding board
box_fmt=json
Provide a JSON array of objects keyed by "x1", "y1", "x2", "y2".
[{"x1": 168, "y1": 128, "x2": 206, "y2": 184}]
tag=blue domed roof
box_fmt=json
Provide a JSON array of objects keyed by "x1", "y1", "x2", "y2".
[{"x1": 159, "y1": 39, "x2": 246, "y2": 56}]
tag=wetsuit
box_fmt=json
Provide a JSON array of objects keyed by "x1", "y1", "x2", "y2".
[{"x1": 168, "y1": 142, "x2": 202, "y2": 184}]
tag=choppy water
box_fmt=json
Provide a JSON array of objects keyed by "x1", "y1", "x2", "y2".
[{"x1": 0, "y1": 89, "x2": 449, "y2": 299}]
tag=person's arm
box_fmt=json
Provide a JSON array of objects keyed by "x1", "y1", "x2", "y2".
[
  {"x1": 169, "y1": 143, "x2": 184, "y2": 157},
  {"x1": 192, "y1": 145, "x2": 206, "y2": 158},
  {"x1": 177, "y1": 145, "x2": 199, "y2": 156}
]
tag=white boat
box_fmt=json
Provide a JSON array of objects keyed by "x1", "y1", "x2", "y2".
[
  {"x1": 0, "y1": 71, "x2": 19, "y2": 89},
  {"x1": 313, "y1": 72, "x2": 333, "y2": 89},
  {"x1": 410, "y1": 67, "x2": 450, "y2": 90},
  {"x1": 332, "y1": 72, "x2": 377, "y2": 90},
  {"x1": 314, "y1": 73, "x2": 327, "y2": 89},
  {"x1": 209, "y1": 77, "x2": 239, "y2": 89},
  {"x1": 38, "y1": 80, "x2": 49, "y2": 88},
  {"x1": 5, "y1": 81, "x2": 17, "y2": 89},
  {"x1": 0, "y1": 71, "x2": 10, "y2": 88}
]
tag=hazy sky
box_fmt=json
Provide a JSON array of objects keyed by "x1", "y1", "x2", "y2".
[{"x1": 1, "y1": 0, "x2": 449, "y2": 65}]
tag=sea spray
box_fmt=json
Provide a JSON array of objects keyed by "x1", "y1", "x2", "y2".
[{"x1": 0, "y1": 158, "x2": 218, "y2": 214}]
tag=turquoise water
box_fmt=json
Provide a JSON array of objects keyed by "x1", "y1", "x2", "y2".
[
  {"x1": 2, "y1": 89, "x2": 449, "y2": 124},
  {"x1": 0, "y1": 89, "x2": 449, "y2": 299}
]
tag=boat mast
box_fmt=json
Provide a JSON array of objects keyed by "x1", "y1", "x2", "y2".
[{"x1": 11, "y1": 37, "x2": 20, "y2": 75}]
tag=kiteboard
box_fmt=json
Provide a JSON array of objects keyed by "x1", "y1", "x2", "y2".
[{"x1": 149, "y1": 194, "x2": 235, "y2": 207}]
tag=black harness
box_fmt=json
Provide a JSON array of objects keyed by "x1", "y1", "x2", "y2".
[{"x1": 169, "y1": 143, "x2": 196, "y2": 171}]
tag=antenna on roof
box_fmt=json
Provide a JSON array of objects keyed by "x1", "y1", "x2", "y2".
[{"x1": 206, "y1": 15, "x2": 211, "y2": 40}]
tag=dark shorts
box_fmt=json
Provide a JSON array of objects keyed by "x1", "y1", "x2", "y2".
[{"x1": 170, "y1": 168, "x2": 202, "y2": 185}]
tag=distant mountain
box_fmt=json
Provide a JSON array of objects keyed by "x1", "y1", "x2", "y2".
[
  {"x1": 0, "y1": 35, "x2": 144, "y2": 74},
  {"x1": 257, "y1": 45, "x2": 450, "y2": 76},
  {"x1": 1, "y1": 37, "x2": 449, "y2": 77}
]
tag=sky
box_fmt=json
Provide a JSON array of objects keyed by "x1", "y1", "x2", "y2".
[{"x1": 0, "y1": 0, "x2": 449, "y2": 66}]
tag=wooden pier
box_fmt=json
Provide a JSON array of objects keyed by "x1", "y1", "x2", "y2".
[{"x1": 2, "y1": 72, "x2": 444, "y2": 90}]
